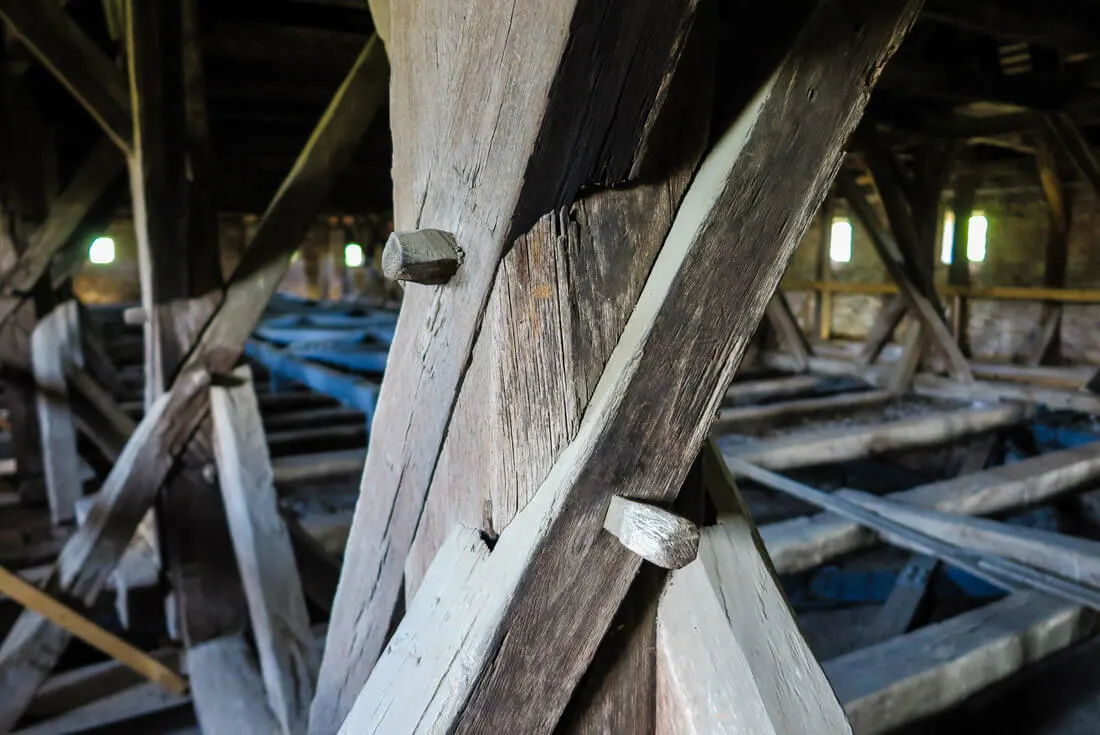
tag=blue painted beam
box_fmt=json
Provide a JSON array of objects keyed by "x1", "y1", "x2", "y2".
[
  {"x1": 284, "y1": 341, "x2": 389, "y2": 373},
  {"x1": 245, "y1": 340, "x2": 380, "y2": 419}
]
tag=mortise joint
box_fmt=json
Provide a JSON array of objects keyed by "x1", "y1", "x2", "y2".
[
  {"x1": 382, "y1": 229, "x2": 462, "y2": 285},
  {"x1": 602, "y1": 495, "x2": 699, "y2": 569}
]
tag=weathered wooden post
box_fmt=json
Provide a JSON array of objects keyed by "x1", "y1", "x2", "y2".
[{"x1": 315, "y1": 0, "x2": 923, "y2": 731}]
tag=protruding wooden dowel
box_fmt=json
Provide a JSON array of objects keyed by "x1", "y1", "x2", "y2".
[
  {"x1": 381, "y1": 229, "x2": 462, "y2": 285},
  {"x1": 603, "y1": 496, "x2": 699, "y2": 569},
  {"x1": 123, "y1": 306, "x2": 148, "y2": 325}
]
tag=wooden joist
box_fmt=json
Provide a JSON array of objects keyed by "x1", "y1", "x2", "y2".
[
  {"x1": 0, "y1": 1, "x2": 132, "y2": 152},
  {"x1": 211, "y1": 367, "x2": 319, "y2": 735},
  {"x1": 856, "y1": 554, "x2": 939, "y2": 647},
  {"x1": 328, "y1": 2, "x2": 919, "y2": 731},
  {"x1": 725, "y1": 374, "x2": 854, "y2": 405},
  {"x1": 761, "y1": 440, "x2": 1100, "y2": 574},
  {"x1": 764, "y1": 293, "x2": 813, "y2": 372},
  {"x1": 31, "y1": 302, "x2": 83, "y2": 525},
  {"x1": 13, "y1": 682, "x2": 189, "y2": 735},
  {"x1": 826, "y1": 591, "x2": 1097, "y2": 735},
  {"x1": 912, "y1": 374, "x2": 1100, "y2": 414},
  {"x1": 714, "y1": 388, "x2": 893, "y2": 432},
  {"x1": 189, "y1": 636, "x2": 281, "y2": 734},
  {"x1": 0, "y1": 140, "x2": 124, "y2": 331},
  {"x1": 724, "y1": 403, "x2": 1030, "y2": 471},
  {"x1": 0, "y1": 37, "x2": 388, "y2": 730}
]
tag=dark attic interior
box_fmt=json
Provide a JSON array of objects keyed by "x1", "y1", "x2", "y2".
[{"x1": 5, "y1": 0, "x2": 1100, "y2": 733}]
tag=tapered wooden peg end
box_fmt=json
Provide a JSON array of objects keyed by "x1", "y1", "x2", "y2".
[
  {"x1": 382, "y1": 229, "x2": 462, "y2": 285},
  {"x1": 603, "y1": 496, "x2": 699, "y2": 569}
]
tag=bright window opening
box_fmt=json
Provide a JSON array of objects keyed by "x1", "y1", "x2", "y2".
[
  {"x1": 829, "y1": 219, "x2": 852, "y2": 263},
  {"x1": 88, "y1": 236, "x2": 115, "y2": 265},
  {"x1": 939, "y1": 212, "x2": 988, "y2": 264},
  {"x1": 344, "y1": 242, "x2": 364, "y2": 268}
]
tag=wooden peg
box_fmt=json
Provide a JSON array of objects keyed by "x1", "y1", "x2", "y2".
[
  {"x1": 123, "y1": 307, "x2": 148, "y2": 325},
  {"x1": 381, "y1": 229, "x2": 462, "y2": 285},
  {"x1": 603, "y1": 496, "x2": 699, "y2": 569}
]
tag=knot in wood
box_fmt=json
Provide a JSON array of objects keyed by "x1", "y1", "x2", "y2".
[{"x1": 382, "y1": 229, "x2": 462, "y2": 285}]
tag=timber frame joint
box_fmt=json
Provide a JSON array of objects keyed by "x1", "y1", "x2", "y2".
[{"x1": 602, "y1": 495, "x2": 699, "y2": 570}]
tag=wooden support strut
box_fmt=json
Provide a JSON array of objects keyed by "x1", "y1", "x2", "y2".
[
  {"x1": 0, "y1": 36, "x2": 387, "y2": 732},
  {"x1": 332, "y1": 1, "x2": 920, "y2": 731}
]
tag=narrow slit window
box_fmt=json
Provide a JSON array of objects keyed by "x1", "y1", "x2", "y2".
[
  {"x1": 829, "y1": 219, "x2": 852, "y2": 263},
  {"x1": 940, "y1": 212, "x2": 954, "y2": 265},
  {"x1": 967, "y1": 214, "x2": 988, "y2": 263},
  {"x1": 345, "y1": 242, "x2": 364, "y2": 268},
  {"x1": 88, "y1": 236, "x2": 115, "y2": 265}
]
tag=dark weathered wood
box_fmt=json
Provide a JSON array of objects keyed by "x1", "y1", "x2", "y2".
[
  {"x1": 14, "y1": 681, "x2": 189, "y2": 735},
  {"x1": 338, "y1": 2, "x2": 920, "y2": 731},
  {"x1": 1045, "y1": 112, "x2": 1100, "y2": 199},
  {"x1": 381, "y1": 229, "x2": 461, "y2": 284},
  {"x1": 765, "y1": 292, "x2": 812, "y2": 371},
  {"x1": 839, "y1": 170, "x2": 972, "y2": 381},
  {"x1": 858, "y1": 295, "x2": 906, "y2": 365},
  {"x1": 0, "y1": 38, "x2": 387, "y2": 731},
  {"x1": 211, "y1": 367, "x2": 318, "y2": 735},
  {"x1": 858, "y1": 554, "x2": 939, "y2": 647},
  {"x1": 0, "y1": 140, "x2": 124, "y2": 331},
  {"x1": 813, "y1": 194, "x2": 834, "y2": 341},
  {"x1": 0, "y1": 0, "x2": 132, "y2": 152},
  {"x1": 317, "y1": 3, "x2": 711, "y2": 725},
  {"x1": 948, "y1": 168, "x2": 979, "y2": 353}
]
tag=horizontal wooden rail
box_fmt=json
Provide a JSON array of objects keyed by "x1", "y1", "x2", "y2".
[{"x1": 785, "y1": 281, "x2": 1100, "y2": 304}]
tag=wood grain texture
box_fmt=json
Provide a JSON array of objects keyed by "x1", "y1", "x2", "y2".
[
  {"x1": 32, "y1": 301, "x2": 83, "y2": 525},
  {"x1": 381, "y1": 229, "x2": 461, "y2": 284},
  {"x1": 826, "y1": 591, "x2": 1097, "y2": 735},
  {"x1": 762, "y1": 440, "x2": 1100, "y2": 574},
  {"x1": 319, "y1": 4, "x2": 707, "y2": 724},
  {"x1": 0, "y1": 0, "x2": 132, "y2": 152},
  {"x1": 211, "y1": 367, "x2": 318, "y2": 735},
  {"x1": 848, "y1": 490, "x2": 1100, "y2": 589},
  {"x1": 604, "y1": 497, "x2": 699, "y2": 570},
  {"x1": 726, "y1": 403, "x2": 1030, "y2": 471},
  {"x1": 0, "y1": 41, "x2": 386, "y2": 729},
  {"x1": 189, "y1": 636, "x2": 281, "y2": 734},
  {"x1": 341, "y1": 3, "x2": 919, "y2": 732}
]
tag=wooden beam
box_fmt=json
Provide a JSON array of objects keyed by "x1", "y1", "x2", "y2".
[
  {"x1": 858, "y1": 295, "x2": 906, "y2": 365},
  {"x1": 1045, "y1": 111, "x2": 1100, "y2": 199},
  {"x1": 188, "y1": 636, "x2": 281, "y2": 734},
  {"x1": 948, "y1": 168, "x2": 980, "y2": 353},
  {"x1": 714, "y1": 388, "x2": 892, "y2": 432},
  {"x1": 724, "y1": 403, "x2": 1030, "y2": 471},
  {"x1": 765, "y1": 292, "x2": 812, "y2": 371},
  {"x1": 839, "y1": 170, "x2": 972, "y2": 381},
  {"x1": 858, "y1": 555, "x2": 939, "y2": 647},
  {"x1": 0, "y1": 139, "x2": 124, "y2": 331},
  {"x1": 724, "y1": 374, "x2": 850, "y2": 405},
  {"x1": 0, "y1": 563, "x2": 187, "y2": 695},
  {"x1": 761, "y1": 440, "x2": 1100, "y2": 575},
  {"x1": 211, "y1": 366, "x2": 319, "y2": 735},
  {"x1": 14, "y1": 681, "x2": 189, "y2": 735},
  {"x1": 316, "y1": 0, "x2": 713, "y2": 723},
  {"x1": 0, "y1": 37, "x2": 387, "y2": 730},
  {"x1": 850, "y1": 491, "x2": 1100, "y2": 589},
  {"x1": 31, "y1": 301, "x2": 83, "y2": 525},
  {"x1": 826, "y1": 592, "x2": 1097, "y2": 735},
  {"x1": 912, "y1": 374, "x2": 1100, "y2": 413},
  {"x1": 0, "y1": 0, "x2": 132, "y2": 152},
  {"x1": 333, "y1": 2, "x2": 919, "y2": 731}
]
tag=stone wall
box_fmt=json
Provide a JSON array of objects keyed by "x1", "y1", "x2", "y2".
[{"x1": 781, "y1": 185, "x2": 1100, "y2": 364}]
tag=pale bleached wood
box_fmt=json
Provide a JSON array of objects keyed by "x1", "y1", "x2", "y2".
[
  {"x1": 0, "y1": 37, "x2": 387, "y2": 731},
  {"x1": 847, "y1": 490, "x2": 1100, "y2": 589},
  {"x1": 725, "y1": 403, "x2": 1031, "y2": 470},
  {"x1": 725, "y1": 374, "x2": 840, "y2": 404},
  {"x1": 912, "y1": 373, "x2": 1100, "y2": 413},
  {"x1": 825, "y1": 592, "x2": 1097, "y2": 735},
  {"x1": 338, "y1": 526, "x2": 490, "y2": 734},
  {"x1": 189, "y1": 636, "x2": 281, "y2": 735},
  {"x1": 319, "y1": 0, "x2": 708, "y2": 722},
  {"x1": 381, "y1": 229, "x2": 461, "y2": 284},
  {"x1": 885, "y1": 322, "x2": 924, "y2": 394},
  {"x1": 32, "y1": 301, "x2": 83, "y2": 525},
  {"x1": 666, "y1": 452, "x2": 851, "y2": 735},
  {"x1": 603, "y1": 496, "x2": 699, "y2": 570},
  {"x1": 714, "y1": 388, "x2": 892, "y2": 432},
  {"x1": 762, "y1": 440, "x2": 1100, "y2": 574},
  {"x1": 857, "y1": 555, "x2": 938, "y2": 647},
  {"x1": 335, "y1": 2, "x2": 919, "y2": 730},
  {"x1": 211, "y1": 366, "x2": 318, "y2": 735}
]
